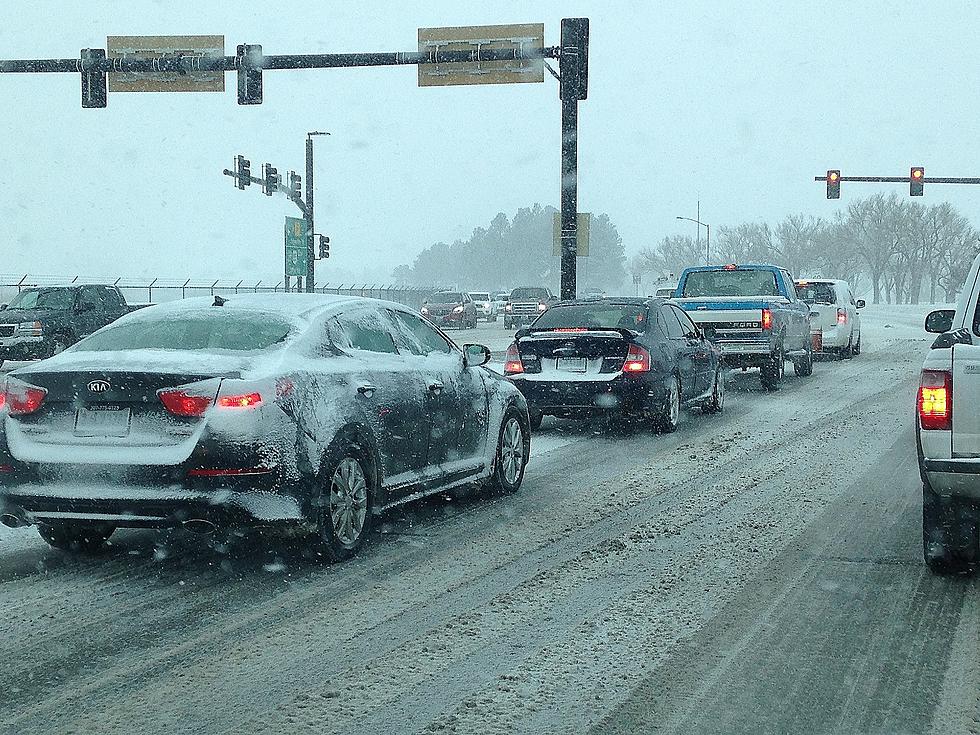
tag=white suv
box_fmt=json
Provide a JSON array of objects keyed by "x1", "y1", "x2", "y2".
[
  {"x1": 918, "y1": 256, "x2": 980, "y2": 574},
  {"x1": 795, "y1": 279, "x2": 865, "y2": 358}
]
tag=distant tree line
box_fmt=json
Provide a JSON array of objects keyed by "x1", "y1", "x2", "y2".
[
  {"x1": 634, "y1": 194, "x2": 980, "y2": 304},
  {"x1": 392, "y1": 204, "x2": 628, "y2": 294}
]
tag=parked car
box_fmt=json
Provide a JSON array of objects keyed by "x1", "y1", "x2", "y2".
[
  {"x1": 504, "y1": 286, "x2": 556, "y2": 329},
  {"x1": 492, "y1": 291, "x2": 510, "y2": 312},
  {"x1": 673, "y1": 264, "x2": 813, "y2": 391},
  {"x1": 795, "y1": 279, "x2": 865, "y2": 358},
  {"x1": 504, "y1": 297, "x2": 724, "y2": 431},
  {"x1": 0, "y1": 294, "x2": 530, "y2": 559},
  {"x1": 420, "y1": 291, "x2": 478, "y2": 329},
  {"x1": 0, "y1": 284, "x2": 143, "y2": 368},
  {"x1": 468, "y1": 291, "x2": 498, "y2": 322},
  {"x1": 917, "y1": 260, "x2": 980, "y2": 574}
]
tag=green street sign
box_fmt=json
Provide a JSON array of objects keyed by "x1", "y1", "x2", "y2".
[{"x1": 284, "y1": 216, "x2": 308, "y2": 276}]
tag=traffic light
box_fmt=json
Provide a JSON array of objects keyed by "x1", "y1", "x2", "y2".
[
  {"x1": 235, "y1": 156, "x2": 251, "y2": 189},
  {"x1": 910, "y1": 166, "x2": 924, "y2": 196},
  {"x1": 826, "y1": 169, "x2": 841, "y2": 199},
  {"x1": 559, "y1": 18, "x2": 589, "y2": 101},
  {"x1": 80, "y1": 48, "x2": 107, "y2": 109},
  {"x1": 237, "y1": 44, "x2": 263, "y2": 105},
  {"x1": 262, "y1": 163, "x2": 279, "y2": 196},
  {"x1": 319, "y1": 235, "x2": 330, "y2": 259},
  {"x1": 289, "y1": 172, "x2": 302, "y2": 200}
]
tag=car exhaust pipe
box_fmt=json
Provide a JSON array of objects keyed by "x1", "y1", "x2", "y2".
[
  {"x1": 182, "y1": 519, "x2": 217, "y2": 535},
  {"x1": 0, "y1": 513, "x2": 29, "y2": 529}
]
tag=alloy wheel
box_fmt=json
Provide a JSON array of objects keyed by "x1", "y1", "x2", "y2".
[
  {"x1": 500, "y1": 417, "x2": 525, "y2": 486},
  {"x1": 329, "y1": 457, "x2": 369, "y2": 547}
]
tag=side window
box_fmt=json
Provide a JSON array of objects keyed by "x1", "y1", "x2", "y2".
[
  {"x1": 78, "y1": 287, "x2": 100, "y2": 310},
  {"x1": 781, "y1": 272, "x2": 797, "y2": 301},
  {"x1": 389, "y1": 310, "x2": 454, "y2": 356},
  {"x1": 332, "y1": 310, "x2": 398, "y2": 354},
  {"x1": 658, "y1": 306, "x2": 684, "y2": 339},
  {"x1": 670, "y1": 306, "x2": 700, "y2": 337}
]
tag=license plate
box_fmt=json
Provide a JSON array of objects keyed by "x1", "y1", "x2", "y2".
[
  {"x1": 75, "y1": 407, "x2": 131, "y2": 437},
  {"x1": 557, "y1": 357, "x2": 587, "y2": 373}
]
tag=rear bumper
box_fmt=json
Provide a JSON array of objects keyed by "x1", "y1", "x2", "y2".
[
  {"x1": 0, "y1": 335, "x2": 48, "y2": 361},
  {"x1": 511, "y1": 374, "x2": 661, "y2": 415},
  {"x1": 921, "y1": 458, "x2": 980, "y2": 500},
  {"x1": 815, "y1": 324, "x2": 851, "y2": 349},
  {"x1": 714, "y1": 340, "x2": 773, "y2": 367}
]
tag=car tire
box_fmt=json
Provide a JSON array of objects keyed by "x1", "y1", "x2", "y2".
[
  {"x1": 314, "y1": 440, "x2": 375, "y2": 563},
  {"x1": 842, "y1": 337, "x2": 854, "y2": 360},
  {"x1": 792, "y1": 342, "x2": 814, "y2": 377},
  {"x1": 853, "y1": 333, "x2": 862, "y2": 356},
  {"x1": 654, "y1": 375, "x2": 681, "y2": 433},
  {"x1": 922, "y1": 480, "x2": 978, "y2": 575},
  {"x1": 485, "y1": 405, "x2": 530, "y2": 495},
  {"x1": 704, "y1": 368, "x2": 725, "y2": 414},
  {"x1": 38, "y1": 522, "x2": 114, "y2": 553},
  {"x1": 528, "y1": 410, "x2": 544, "y2": 431},
  {"x1": 760, "y1": 346, "x2": 784, "y2": 391}
]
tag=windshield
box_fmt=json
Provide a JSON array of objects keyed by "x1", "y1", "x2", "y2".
[
  {"x1": 533, "y1": 304, "x2": 647, "y2": 331},
  {"x1": 6, "y1": 288, "x2": 75, "y2": 311},
  {"x1": 681, "y1": 270, "x2": 780, "y2": 298},
  {"x1": 796, "y1": 282, "x2": 837, "y2": 304},
  {"x1": 73, "y1": 312, "x2": 293, "y2": 352},
  {"x1": 511, "y1": 287, "x2": 550, "y2": 300},
  {"x1": 431, "y1": 291, "x2": 463, "y2": 302},
  {"x1": 469, "y1": 292, "x2": 490, "y2": 301}
]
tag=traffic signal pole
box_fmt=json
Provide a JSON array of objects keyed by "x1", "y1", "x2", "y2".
[
  {"x1": 559, "y1": 94, "x2": 578, "y2": 301},
  {"x1": 305, "y1": 135, "x2": 315, "y2": 292}
]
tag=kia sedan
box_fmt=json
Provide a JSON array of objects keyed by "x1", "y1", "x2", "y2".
[{"x1": 0, "y1": 294, "x2": 530, "y2": 560}]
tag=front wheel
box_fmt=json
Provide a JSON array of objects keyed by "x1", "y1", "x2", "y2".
[
  {"x1": 654, "y1": 375, "x2": 681, "y2": 433},
  {"x1": 704, "y1": 368, "x2": 725, "y2": 414},
  {"x1": 314, "y1": 443, "x2": 374, "y2": 562},
  {"x1": 486, "y1": 407, "x2": 530, "y2": 494},
  {"x1": 760, "y1": 347, "x2": 784, "y2": 391},
  {"x1": 38, "y1": 522, "x2": 114, "y2": 553}
]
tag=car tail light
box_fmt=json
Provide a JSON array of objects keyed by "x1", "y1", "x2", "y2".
[
  {"x1": 1, "y1": 380, "x2": 47, "y2": 416},
  {"x1": 624, "y1": 344, "x2": 651, "y2": 373},
  {"x1": 761, "y1": 308, "x2": 773, "y2": 330},
  {"x1": 216, "y1": 392, "x2": 263, "y2": 409},
  {"x1": 724, "y1": 264, "x2": 738, "y2": 270},
  {"x1": 919, "y1": 369, "x2": 952, "y2": 430},
  {"x1": 158, "y1": 389, "x2": 213, "y2": 417},
  {"x1": 554, "y1": 328, "x2": 589, "y2": 332},
  {"x1": 504, "y1": 343, "x2": 524, "y2": 375},
  {"x1": 837, "y1": 308, "x2": 848, "y2": 325}
]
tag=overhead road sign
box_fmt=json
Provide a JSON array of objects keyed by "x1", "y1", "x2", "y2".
[
  {"x1": 553, "y1": 212, "x2": 590, "y2": 257},
  {"x1": 107, "y1": 35, "x2": 224, "y2": 92},
  {"x1": 417, "y1": 24, "x2": 544, "y2": 87}
]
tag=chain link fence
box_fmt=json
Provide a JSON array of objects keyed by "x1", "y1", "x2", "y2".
[{"x1": 0, "y1": 275, "x2": 446, "y2": 311}]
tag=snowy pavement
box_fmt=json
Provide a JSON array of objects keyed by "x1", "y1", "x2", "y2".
[{"x1": 0, "y1": 304, "x2": 978, "y2": 734}]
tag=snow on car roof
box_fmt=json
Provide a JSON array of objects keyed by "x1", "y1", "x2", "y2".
[{"x1": 116, "y1": 293, "x2": 411, "y2": 323}]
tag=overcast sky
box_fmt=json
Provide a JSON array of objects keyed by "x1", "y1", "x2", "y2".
[{"x1": 2, "y1": 2, "x2": 978, "y2": 286}]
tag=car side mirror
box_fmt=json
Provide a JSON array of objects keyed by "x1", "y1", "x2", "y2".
[
  {"x1": 0, "y1": 304, "x2": 6, "y2": 310},
  {"x1": 463, "y1": 343, "x2": 491, "y2": 368},
  {"x1": 925, "y1": 309, "x2": 955, "y2": 334},
  {"x1": 855, "y1": 299, "x2": 866, "y2": 309},
  {"x1": 515, "y1": 327, "x2": 530, "y2": 339}
]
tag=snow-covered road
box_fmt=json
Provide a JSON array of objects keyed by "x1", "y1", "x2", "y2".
[{"x1": 0, "y1": 305, "x2": 977, "y2": 734}]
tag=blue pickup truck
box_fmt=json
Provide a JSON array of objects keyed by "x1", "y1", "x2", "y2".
[{"x1": 672, "y1": 264, "x2": 813, "y2": 391}]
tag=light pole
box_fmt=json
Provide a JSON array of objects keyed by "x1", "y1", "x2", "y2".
[
  {"x1": 676, "y1": 203, "x2": 711, "y2": 265},
  {"x1": 305, "y1": 131, "x2": 330, "y2": 292}
]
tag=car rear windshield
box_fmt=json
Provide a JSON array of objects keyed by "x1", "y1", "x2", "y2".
[
  {"x1": 73, "y1": 312, "x2": 294, "y2": 352},
  {"x1": 795, "y1": 282, "x2": 836, "y2": 304},
  {"x1": 681, "y1": 270, "x2": 781, "y2": 298},
  {"x1": 432, "y1": 292, "x2": 463, "y2": 302},
  {"x1": 511, "y1": 288, "x2": 550, "y2": 300},
  {"x1": 532, "y1": 304, "x2": 648, "y2": 331},
  {"x1": 6, "y1": 288, "x2": 75, "y2": 311},
  {"x1": 469, "y1": 292, "x2": 490, "y2": 301}
]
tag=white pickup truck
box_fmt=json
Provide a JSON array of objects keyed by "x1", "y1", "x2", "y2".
[{"x1": 918, "y1": 256, "x2": 980, "y2": 574}]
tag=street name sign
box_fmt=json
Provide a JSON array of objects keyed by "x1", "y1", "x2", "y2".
[
  {"x1": 107, "y1": 35, "x2": 224, "y2": 92},
  {"x1": 418, "y1": 24, "x2": 544, "y2": 87}
]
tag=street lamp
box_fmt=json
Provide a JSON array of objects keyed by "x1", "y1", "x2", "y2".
[{"x1": 676, "y1": 208, "x2": 711, "y2": 265}]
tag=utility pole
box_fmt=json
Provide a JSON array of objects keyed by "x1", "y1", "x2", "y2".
[
  {"x1": 306, "y1": 131, "x2": 329, "y2": 293},
  {"x1": 559, "y1": 18, "x2": 589, "y2": 301}
]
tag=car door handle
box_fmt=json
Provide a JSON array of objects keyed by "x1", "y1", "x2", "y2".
[
  {"x1": 357, "y1": 384, "x2": 377, "y2": 397},
  {"x1": 428, "y1": 381, "x2": 444, "y2": 394}
]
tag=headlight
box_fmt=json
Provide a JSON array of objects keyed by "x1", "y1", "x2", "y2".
[
  {"x1": 18, "y1": 321, "x2": 43, "y2": 336},
  {"x1": 505, "y1": 304, "x2": 513, "y2": 312},
  {"x1": 538, "y1": 303, "x2": 548, "y2": 311},
  {"x1": 452, "y1": 306, "x2": 464, "y2": 314},
  {"x1": 420, "y1": 307, "x2": 429, "y2": 315}
]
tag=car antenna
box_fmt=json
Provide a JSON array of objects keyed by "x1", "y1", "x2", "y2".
[{"x1": 213, "y1": 295, "x2": 228, "y2": 307}]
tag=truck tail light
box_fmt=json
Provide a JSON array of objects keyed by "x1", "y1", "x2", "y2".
[
  {"x1": 0, "y1": 379, "x2": 47, "y2": 416},
  {"x1": 504, "y1": 343, "x2": 524, "y2": 375},
  {"x1": 216, "y1": 392, "x2": 263, "y2": 409},
  {"x1": 761, "y1": 308, "x2": 773, "y2": 330},
  {"x1": 919, "y1": 369, "x2": 952, "y2": 430},
  {"x1": 624, "y1": 344, "x2": 651, "y2": 373},
  {"x1": 837, "y1": 308, "x2": 848, "y2": 325}
]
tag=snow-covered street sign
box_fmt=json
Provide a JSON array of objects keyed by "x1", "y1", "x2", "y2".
[
  {"x1": 106, "y1": 35, "x2": 225, "y2": 93},
  {"x1": 417, "y1": 24, "x2": 544, "y2": 87}
]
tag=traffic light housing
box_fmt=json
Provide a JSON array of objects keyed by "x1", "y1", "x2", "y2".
[
  {"x1": 262, "y1": 163, "x2": 279, "y2": 196},
  {"x1": 235, "y1": 156, "x2": 251, "y2": 189},
  {"x1": 826, "y1": 170, "x2": 840, "y2": 199},
  {"x1": 319, "y1": 235, "x2": 330, "y2": 259},
  {"x1": 910, "y1": 166, "x2": 924, "y2": 196},
  {"x1": 559, "y1": 18, "x2": 589, "y2": 101},
  {"x1": 237, "y1": 44, "x2": 263, "y2": 105},
  {"x1": 289, "y1": 172, "x2": 302, "y2": 201},
  {"x1": 80, "y1": 48, "x2": 107, "y2": 109}
]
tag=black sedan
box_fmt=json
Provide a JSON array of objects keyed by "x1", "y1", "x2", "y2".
[
  {"x1": 504, "y1": 298, "x2": 724, "y2": 431},
  {"x1": 0, "y1": 294, "x2": 530, "y2": 560}
]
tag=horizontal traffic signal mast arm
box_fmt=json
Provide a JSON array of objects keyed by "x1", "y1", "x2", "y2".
[
  {"x1": 813, "y1": 174, "x2": 980, "y2": 184},
  {"x1": 0, "y1": 46, "x2": 561, "y2": 74}
]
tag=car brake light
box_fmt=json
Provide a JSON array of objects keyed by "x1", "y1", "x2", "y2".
[
  {"x1": 919, "y1": 370, "x2": 952, "y2": 430},
  {"x1": 1, "y1": 380, "x2": 47, "y2": 416},
  {"x1": 724, "y1": 264, "x2": 738, "y2": 270},
  {"x1": 504, "y1": 343, "x2": 524, "y2": 375},
  {"x1": 158, "y1": 389, "x2": 213, "y2": 417},
  {"x1": 554, "y1": 328, "x2": 589, "y2": 332},
  {"x1": 837, "y1": 308, "x2": 848, "y2": 325},
  {"x1": 216, "y1": 392, "x2": 263, "y2": 409},
  {"x1": 761, "y1": 308, "x2": 773, "y2": 330},
  {"x1": 624, "y1": 344, "x2": 651, "y2": 373}
]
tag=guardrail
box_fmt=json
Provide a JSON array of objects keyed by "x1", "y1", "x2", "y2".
[{"x1": 0, "y1": 275, "x2": 445, "y2": 310}]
